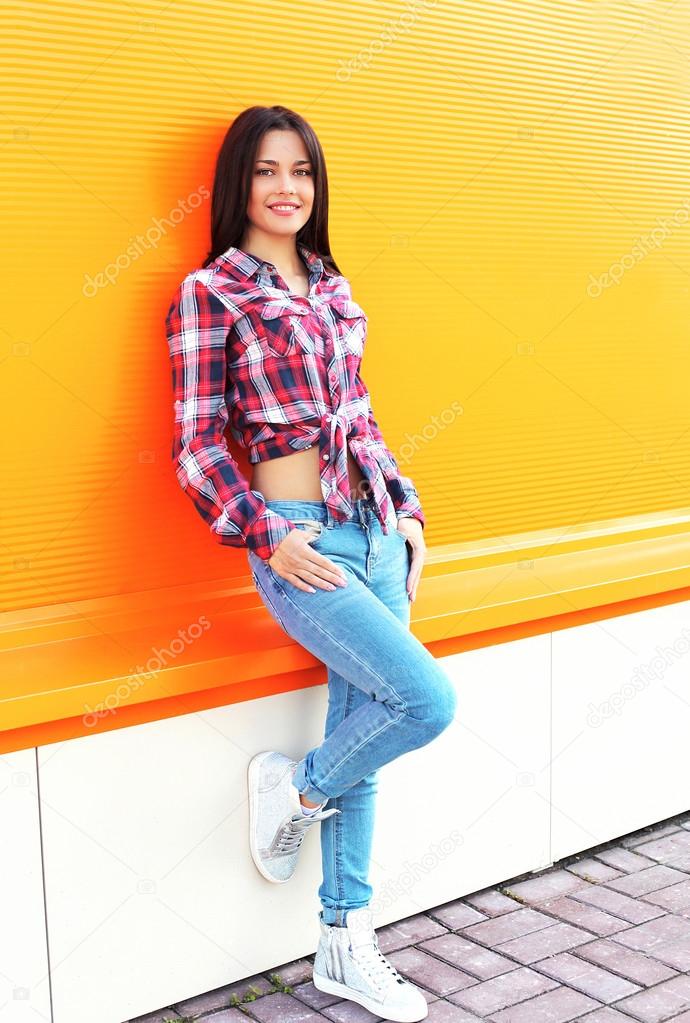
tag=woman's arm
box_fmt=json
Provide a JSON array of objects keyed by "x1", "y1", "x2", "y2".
[{"x1": 165, "y1": 273, "x2": 297, "y2": 560}]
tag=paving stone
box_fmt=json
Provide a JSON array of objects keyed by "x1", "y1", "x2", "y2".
[
  {"x1": 496, "y1": 922, "x2": 595, "y2": 964},
  {"x1": 604, "y1": 864, "x2": 688, "y2": 897},
  {"x1": 321, "y1": 998, "x2": 383, "y2": 1021},
  {"x1": 241, "y1": 990, "x2": 325, "y2": 1022},
  {"x1": 622, "y1": 823, "x2": 684, "y2": 848},
  {"x1": 463, "y1": 889, "x2": 521, "y2": 917},
  {"x1": 575, "y1": 1009, "x2": 642, "y2": 1021},
  {"x1": 427, "y1": 899, "x2": 488, "y2": 930},
  {"x1": 644, "y1": 934, "x2": 690, "y2": 973},
  {"x1": 202, "y1": 1011, "x2": 252, "y2": 1022},
  {"x1": 642, "y1": 878, "x2": 690, "y2": 915},
  {"x1": 487, "y1": 984, "x2": 601, "y2": 1021},
  {"x1": 566, "y1": 858, "x2": 623, "y2": 883},
  {"x1": 531, "y1": 950, "x2": 641, "y2": 1002},
  {"x1": 292, "y1": 979, "x2": 341, "y2": 1010},
  {"x1": 594, "y1": 847, "x2": 658, "y2": 873},
  {"x1": 417, "y1": 982, "x2": 441, "y2": 1004},
  {"x1": 569, "y1": 883, "x2": 666, "y2": 924},
  {"x1": 462, "y1": 907, "x2": 555, "y2": 947},
  {"x1": 503, "y1": 869, "x2": 592, "y2": 905},
  {"x1": 423, "y1": 1002, "x2": 486, "y2": 1021},
  {"x1": 174, "y1": 974, "x2": 274, "y2": 1015},
  {"x1": 536, "y1": 895, "x2": 633, "y2": 937},
  {"x1": 575, "y1": 936, "x2": 678, "y2": 986},
  {"x1": 385, "y1": 946, "x2": 478, "y2": 997},
  {"x1": 419, "y1": 932, "x2": 518, "y2": 980},
  {"x1": 269, "y1": 957, "x2": 315, "y2": 987},
  {"x1": 611, "y1": 913, "x2": 690, "y2": 954},
  {"x1": 376, "y1": 912, "x2": 448, "y2": 954},
  {"x1": 447, "y1": 965, "x2": 559, "y2": 1015},
  {"x1": 633, "y1": 830, "x2": 690, "y2": 870},
  {"x1": 614, "y1": 973, "x2": 690, "y2": 1022}
]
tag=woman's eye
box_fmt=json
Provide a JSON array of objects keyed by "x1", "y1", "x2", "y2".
[{"x1": 255, "y1": 168, "x2": 312, "y2": 176}]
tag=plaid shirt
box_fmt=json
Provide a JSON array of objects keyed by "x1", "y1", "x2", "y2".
[{"x1": 165, "y1": 243, "x2": 425, "y2": 561}]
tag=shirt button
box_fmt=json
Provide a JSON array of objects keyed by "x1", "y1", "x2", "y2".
[{"x1": 323, "y1": 453, "x2": 330, "y2": 461}]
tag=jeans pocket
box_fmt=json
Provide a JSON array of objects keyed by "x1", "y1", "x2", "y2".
[
  {"x1": 291, "y1": 519, "x2": 325, "y2": 546},
  {"x1": 389, "y1": 522, "x2": 408, "y2": 546},
  {"x1": 389, "y1": 524, "x2": 411, "y2": 568}
]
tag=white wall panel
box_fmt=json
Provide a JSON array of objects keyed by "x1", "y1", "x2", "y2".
[
  {"x1": 552, "y1": 598, "x2": 690, "y2": 861},
  {"x1": 0, "y1": 749, "x2": 51, "y2": 1023},
  {"x1": 374, "y1": 635, "x2": 552, "y2": 920}
]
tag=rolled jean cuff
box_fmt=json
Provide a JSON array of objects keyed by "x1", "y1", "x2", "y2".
[{"x1": 292, "y1": 754, "x2": 330, "y2": 805}]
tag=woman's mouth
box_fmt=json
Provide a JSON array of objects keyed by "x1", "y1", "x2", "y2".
[{"x1": 268, "y1": 204, "x2": 301, "y2": 216}]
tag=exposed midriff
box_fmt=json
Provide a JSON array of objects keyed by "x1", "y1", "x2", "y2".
[{"x1": 250, "y1": 445, "x2": 370, "y2": 504}]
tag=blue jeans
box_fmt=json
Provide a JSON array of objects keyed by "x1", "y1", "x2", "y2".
[{"x1": 247, "y1": 495, "x2": 457, "y2": 926}]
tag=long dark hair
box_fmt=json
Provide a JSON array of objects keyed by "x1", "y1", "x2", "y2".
[{"x1": 202, "y1": 105, "x2": 342, "y2": 275}]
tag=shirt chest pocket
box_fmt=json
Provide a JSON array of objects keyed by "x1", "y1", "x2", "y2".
[
  {"x1": 255, "y1": 300, "x2": 315, "y2": 357},
  {"x1": 330, "y1": 296, "x2": 368, "y2": 356}
]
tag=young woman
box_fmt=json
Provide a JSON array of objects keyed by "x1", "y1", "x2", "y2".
[{"x1": 165, "y1": 105, "x2": 457, "y2": 1023}]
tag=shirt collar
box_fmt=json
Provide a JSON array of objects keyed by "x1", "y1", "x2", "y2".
[{"x1": 215, "y1": 243, "x2": 325, "y2": 282}]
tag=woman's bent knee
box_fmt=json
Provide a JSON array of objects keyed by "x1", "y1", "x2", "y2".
[
  {"x1": 417, "y1": 674, "x2": 457, "y2": 737},
  {"x1": 431, "y1": 686, "x2": 457, "y2": 735}
]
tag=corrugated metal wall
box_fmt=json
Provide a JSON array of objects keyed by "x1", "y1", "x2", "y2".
[{"x1": 3, "y1": 0, "x2": 690, "y2": 613}]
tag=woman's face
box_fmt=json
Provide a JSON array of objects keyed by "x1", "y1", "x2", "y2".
[{"x1": 246, "y1": 128, "x2": 315, "y2": 238}]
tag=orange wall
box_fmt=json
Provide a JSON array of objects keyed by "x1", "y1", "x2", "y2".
[{"x1": 3, "y1": 0, "x2": 690, "y2": 615}]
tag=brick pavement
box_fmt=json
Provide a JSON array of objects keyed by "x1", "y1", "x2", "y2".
[{"x1": 129, "y1": 810, "x2": 690, "y2": 1023}]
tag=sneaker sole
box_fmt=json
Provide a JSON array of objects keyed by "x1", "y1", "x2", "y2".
[
  {"x1": 247, "y1": 751, "x2": 293, "y2": 884},
  {"x1": 313, "y1": 970, "x2": 429, "y2": 1022}
]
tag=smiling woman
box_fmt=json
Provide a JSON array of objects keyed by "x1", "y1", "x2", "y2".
[
  {"x1": 268, "y1": 205, "x2": 302, "y2": 215},
  {"x1": 249, "y1": 147, "x2": 314, "y2": 241},
  {"x1": 165, "y1": 103, "x2": 447, "y2": 1023}
]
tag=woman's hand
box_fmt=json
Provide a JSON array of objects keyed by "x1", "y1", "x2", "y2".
[
  {"x1": 396, "y1": 516, "x2": 426, "y2": 603},
  {"x1": 268, "y1": 529, "x2": 348, "y2": 593}
]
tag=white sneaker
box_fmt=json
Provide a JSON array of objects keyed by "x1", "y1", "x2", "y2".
[
  {"x1": 313, "y1": 906, "x2": 429, "y2": 1022},
  {"x1": 247, "y1": 751, "x2": 340, "y2": 884}
]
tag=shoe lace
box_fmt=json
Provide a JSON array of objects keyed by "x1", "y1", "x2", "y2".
[
  {"x1": 275, "y1": 813, "x2": 320, "y2": 855},
  {"x1": 352, "y1": 937, "x2": 406, "y2": 991}
]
